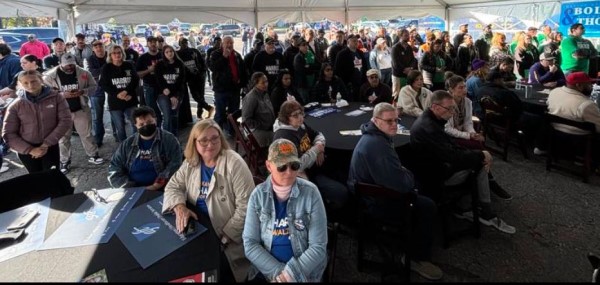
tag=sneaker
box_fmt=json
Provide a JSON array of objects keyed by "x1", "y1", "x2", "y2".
[
  {"x1": 489, "y1": 180, "x2": 513, "y2": 201},
  {"x1": 60, "y1": 161, "x2": 71, "y2": 174},
  {"x1": 88, "y1": 155, "x2": 104, "y2": 165},
  {"x1": 453, "y1": 210, "x2": 474, "y2": 222},
  {"x1": 410, "y1": 260, "x2": 444, "y2": 280},
  {"x1": 0, "y1": 162, "x2": 9, "y2": 173},
  {"x1": 479, "y1": 216, "x2": 516, "y2": 234},
  {"x1": 533, "y1": 147, "x2": 547, "y2": 155}
]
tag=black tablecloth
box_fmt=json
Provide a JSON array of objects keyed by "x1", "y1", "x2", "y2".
[
  {"x1": 303, "y1": 102, "x2": 414, "y2": 151},
  {"x1": 514, "y1": 87, "x2": 549, "y2": 115},
  {"x1": 0, "y1": 190, "x2": 220, "y2": 282}
]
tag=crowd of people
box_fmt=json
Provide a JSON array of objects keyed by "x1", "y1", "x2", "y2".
[{"x1": 0, "y1": 19, "x2": 599, "y2": 282}]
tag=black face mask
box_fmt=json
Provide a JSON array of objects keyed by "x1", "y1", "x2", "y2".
[{"x1": 138, "y1": 123, "x2": 157, "y2": 137}]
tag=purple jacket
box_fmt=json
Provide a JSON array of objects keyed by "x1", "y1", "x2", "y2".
[{"x1": 2, "y1": 87, "x2": 72, "y2": 154}]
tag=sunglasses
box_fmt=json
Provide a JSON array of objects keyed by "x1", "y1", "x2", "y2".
[{"x1": 276, "y1": 161, "x2": 301, "y2": 172}]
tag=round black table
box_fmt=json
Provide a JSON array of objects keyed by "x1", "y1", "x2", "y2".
[
  {"x1": 514, "y1": 86, "x2": 549, "y2": 115},
  {"x1": 0, "y1": 190, "x2": 220, "y2": 282},
  {"x1": 303, "y1": 102, "x2": 415, "y2": 151}
]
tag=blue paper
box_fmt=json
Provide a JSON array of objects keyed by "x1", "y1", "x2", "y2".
[
  {"x1": 39, "y1": 188, "x2": 144, "y2": 250},
  {"x1": 0, "y1": 198, "x2": 51, "y2": 263},
  {"x1": 116, "y1": 195, "x2": 207, "y2": 269}
]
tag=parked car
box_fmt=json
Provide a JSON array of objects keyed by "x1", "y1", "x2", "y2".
[
  {"x1": 135, "y1": 24, "x2": 149, "y2": 38},
  {"x1": 179, "y1": 23, "x2": 191, "y2": 36},
  {"x1": 157, "y1": 25, "x2": 171, "y2": 37},
  {"x1": 0, "y1": 27, "x2": 60, "y2": 45},
  {"x1": 0, "y1": 32, "x2": 29, "y2": 54},
  {"x1": 199, "y1": 24, "x2": 215, "y2": 36},
  {"x1": 215, "y1": 24, "x2": 241, "y2": 37}
]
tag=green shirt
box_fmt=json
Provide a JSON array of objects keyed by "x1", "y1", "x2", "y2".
[{"x1": 560, "y1": 35, "x2": 591, "y2": 73}]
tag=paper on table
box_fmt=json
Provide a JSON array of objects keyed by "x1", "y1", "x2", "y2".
[
  {"x1": 538, "y1": 89, "x2": 551, "y2": 95},
  {"x1": 359, "y1": 106, "x2": 373, "y2": 111},
  {"x1": 397, "y1": 129, "x2": 410, "y2": 135},
  {"x1": 345, "y1": 110, "x2": 365, "y2": 116},
  {"x1": 339, "y1": 130, "x2": 362, "y2": 136}
]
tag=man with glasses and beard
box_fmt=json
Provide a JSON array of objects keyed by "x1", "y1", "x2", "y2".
[
  {"x1": 108, "y1": 106, "x2": 182, "y2": 191},
  {"x1": 44, "y1": 53, "x2": 103, "y2": 174}
]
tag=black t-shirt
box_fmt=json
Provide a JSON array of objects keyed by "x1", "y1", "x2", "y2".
[
  {"x1": 136, "y1": 52, "x2": 162, "y2": 88},
  {"x1": 43, "y1": 54, "x2": 60, "y2": 70},
  {"x1": 57, "y1": 68, "x2": 82, "y2": 112},
  {"x1": 177, "y1": 48, "x2": 206, "y2": 75},
  {"x1": 124, "y1": 48, "x2": 139, "y2": 63}
]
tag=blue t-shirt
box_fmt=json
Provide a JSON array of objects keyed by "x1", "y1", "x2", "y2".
[
  {"x1": 195, "y1": 163, "x2": 215, "y2": 215},
  {"x1": 129, "y1": 138, "x2": 157, "y2": 186},
  {"x1": 270, "y1": 199, "x2": 293, "y2": 263}
]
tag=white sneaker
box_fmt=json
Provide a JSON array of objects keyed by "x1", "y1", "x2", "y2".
[
  {"x1": 0, "y1": 162, "x2": 8, "y2": 173},
  {"x1": 479, "y1": 217, "x2": 516, "y2": 234},
  {"x1": 88, "y1": 155, "x2": 104, "y2": 165},
  {"x1": 533, "y1": 147, "x2": 547, "y2": 155}
]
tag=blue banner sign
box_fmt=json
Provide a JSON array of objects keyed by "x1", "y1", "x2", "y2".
[{"x1": 560, "y1": 0, "x2": 600, "y2": 38}]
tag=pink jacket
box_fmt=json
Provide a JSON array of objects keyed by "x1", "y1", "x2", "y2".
[
  {"x1": 2, "y1": 87, "x2": 72, "y2": 154},
  {"x1": 19, "y1": 40, "x2": 51, "y2": 60}
]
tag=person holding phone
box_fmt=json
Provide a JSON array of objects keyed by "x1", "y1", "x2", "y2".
[{"x1": 43, "y1": 53, "x2": 104, "y2": 174}]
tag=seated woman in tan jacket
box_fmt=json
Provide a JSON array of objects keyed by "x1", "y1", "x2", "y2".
[{"x1": 162, "y1": 119, "x2": 255, "y2": 282}]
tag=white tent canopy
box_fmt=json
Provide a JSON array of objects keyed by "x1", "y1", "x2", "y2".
[{"x1": 0, "y1": 0, "x2": 564, "y2": 37}]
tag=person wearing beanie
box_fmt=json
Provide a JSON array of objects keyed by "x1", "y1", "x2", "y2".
[{"x1": 466, "y1": 58, "x2": 489, "y2": 117}]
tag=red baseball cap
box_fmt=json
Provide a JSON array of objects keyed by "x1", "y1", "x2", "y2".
[{"x1": 566, "y1": 72, "x2": 596, "y2": 85}]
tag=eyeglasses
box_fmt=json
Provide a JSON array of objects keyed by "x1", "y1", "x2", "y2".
[
  {"x1": 368, "y1": 75, "x2": 379, "y2": 79},
  {"x1": 375, "y1": 117, "x2": 398, "y2": 125},
  {"x1": 89, "y1": 188, "x2": 108, "y2": 204},
  {"x1": 434, "y1": 103, "x2": 456, "y2": 113},
  {"x1": 276, "y1": 161, "x2": 301, "y2": 172},
  {"x1": 196, "y1": 135, "x2": 220, "y2": 147},
  {"x1": 290, "y1": 111, "x2": 304, "y2": 118}
]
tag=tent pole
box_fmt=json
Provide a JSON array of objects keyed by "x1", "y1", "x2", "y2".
[
  {"x1": 67, "y1": 6, "x2": 76, "y2": 41},
  {"x1": 254, "y1": 0, "x2": 258, "y2": 29},
  {"x1": 344, "y1": 0, "x2": 349, "y2": 31}
]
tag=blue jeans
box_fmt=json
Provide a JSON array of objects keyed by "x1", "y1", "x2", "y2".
[
  {"x1": 143, "y1": 85, "x2": 163, "y2": 128},
  {"x1": 109, "y1": 107, "x2": 136, "y2": 142},
  {"x1": 214, "y1": 90, "x2": 240, "y2": 134},
  {"x1": 89, "y1": 96, "x2": 106, "y2": 146},
  {"x1": 157, "y1": 95, "x2": 180, "y2": 136}
]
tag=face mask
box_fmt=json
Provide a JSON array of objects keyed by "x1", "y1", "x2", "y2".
[{"x1": 138, "y1": 123, "x2": 157, "y2": 137}]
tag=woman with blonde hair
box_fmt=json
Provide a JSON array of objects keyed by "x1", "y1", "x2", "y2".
[
  {"x1": 488, "y1": 32, "x2": 510, "y2": 68},
  {"x1": 162, "y1": 119, "x2": 255, "y2": 282},
  {"x1": 514, "y1": 33, "x2": 539, "y2": 79},
  {"x1": 98, "y1": 45, "x2": 139, "y2": 142}
]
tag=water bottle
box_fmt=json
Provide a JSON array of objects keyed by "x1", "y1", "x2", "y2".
[{"x1": 336, "y1": 92, "x2": 342, "y2": 103}]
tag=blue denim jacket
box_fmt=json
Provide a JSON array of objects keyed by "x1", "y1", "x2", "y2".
[
  {"x1": 243, "y1": 176, "x2": 328, "y2": 282},
  {"x1": 108, "y1": 129, "x2": 182, "y2": 188}
]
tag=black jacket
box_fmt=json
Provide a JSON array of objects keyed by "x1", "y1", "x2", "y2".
[
  {"x1": 208, "y1": 49, "x2": 247, "y2": 92},
  {"x1": 410, "y1": 109, "x2": 484, "y2": 174},
  {"x1": 391, "y1": 41, "x2": 418, "y2": 77}
]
